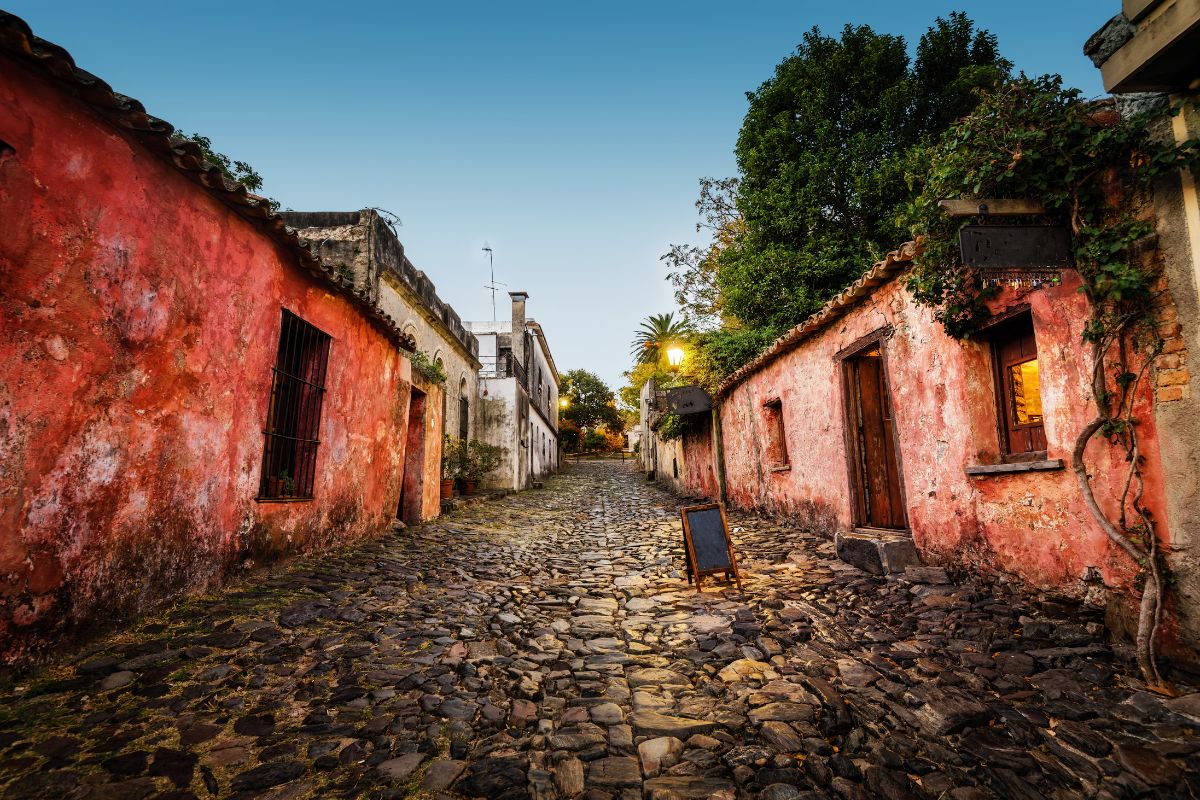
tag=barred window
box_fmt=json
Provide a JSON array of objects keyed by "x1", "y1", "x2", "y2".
[{"x1": 258, "y1": 310, "x2": 331, "y2": 500}]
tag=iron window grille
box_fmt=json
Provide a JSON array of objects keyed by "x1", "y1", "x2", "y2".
[{"x1": 258, "y1": 310, "x2": 332, "y2": 500}]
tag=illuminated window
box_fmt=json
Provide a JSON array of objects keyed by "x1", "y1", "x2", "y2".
[
  {"x1": 1009, "y1": 359, "x2": 1043, "y2": 425},
  {"x1": 992, "y1": 314, "x2": 1046, "y2": 459}
]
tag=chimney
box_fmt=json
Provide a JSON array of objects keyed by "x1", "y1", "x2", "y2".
[{"x1": 510, "y1": 291, "x2": 529, "y2": 368}]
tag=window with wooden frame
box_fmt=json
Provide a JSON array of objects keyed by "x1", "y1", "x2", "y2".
[
  {"x1": 763, "y1": 398, "x2": 789, "y2": 470},
  {"x1": 258, "y1": 310, "x2": 332, "y2": 500},
  {"x1": 990, "y1": 313, "x2": 1046, "y2": 460}
]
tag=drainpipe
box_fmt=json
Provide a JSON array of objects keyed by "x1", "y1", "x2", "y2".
[{"x1": 712, "y1": 400, "x2": 728, "y2": 505}]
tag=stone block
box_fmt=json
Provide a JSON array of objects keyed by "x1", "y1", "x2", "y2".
[{"x1": 835, "y1": 530, "x2": 920, "y2": 575}]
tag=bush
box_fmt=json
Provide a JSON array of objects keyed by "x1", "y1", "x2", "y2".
[{"x1": 465, "y1": 439, "x2": 504, "y2": 480}]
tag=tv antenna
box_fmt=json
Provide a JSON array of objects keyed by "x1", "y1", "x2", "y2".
[{"x1": 482, "y1": 243, "x2": 505, "y2": 321}]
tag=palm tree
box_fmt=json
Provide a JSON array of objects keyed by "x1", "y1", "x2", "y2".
[{"x1": 631, "y1": 312, "x2": 691, "y2": 366}]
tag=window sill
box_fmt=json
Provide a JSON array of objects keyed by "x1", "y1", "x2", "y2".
[
  {"x1": 255, "y1": 497, "x2": 315, "y2": 504},
  {"x1": 769, "y1": 464, "x2": 791, "y2": 473},
  {"x1": 965, "y1": 459, "x2": 1064, "y2": 476}
]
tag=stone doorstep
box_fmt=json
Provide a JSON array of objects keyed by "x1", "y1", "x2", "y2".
[{"x1": 834, "y1": 529, "x2": 921, "y2": 576}]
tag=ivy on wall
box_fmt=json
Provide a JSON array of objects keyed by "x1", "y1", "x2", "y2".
[{"x1": 904, "y1": 75, "x2": 1200, "y2": 691}]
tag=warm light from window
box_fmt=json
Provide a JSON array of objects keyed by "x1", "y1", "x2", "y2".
[
  {"x1": 1010, "y1": 358, "x2": 1043, "y2": 425},
  {"x1": 667, "y1": 346, "x2": 685, "y2": 368}
]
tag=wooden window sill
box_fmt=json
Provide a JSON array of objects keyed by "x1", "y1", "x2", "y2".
[
  {"x1": 965, "y1": 459, "x2": 1064, "y2": 476},
  {"x1": 769, "y1": 464, "x2": 791, "y2": 473},
  {"x1": 255, "y1": 497, "x2": 315, "y2": 504}
]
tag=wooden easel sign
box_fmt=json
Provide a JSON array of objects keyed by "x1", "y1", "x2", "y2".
[{"x1": 680, "y1": 503, "x2": 743, "y2": 591}]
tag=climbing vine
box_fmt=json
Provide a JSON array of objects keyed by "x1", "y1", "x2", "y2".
[
  {"x1": 409, "y1": 350, "x2": 446, "y2": 385},
  {"x1": 905, "y1": 76, "x2": 1200, "y2": 692},
  {"x1": 655, "y1": 412, "x2": 705, "y2": 441}
]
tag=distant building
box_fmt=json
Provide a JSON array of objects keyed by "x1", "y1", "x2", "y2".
[{"x1": 466, "y1": 293, "x2": 560, "y2": 489}]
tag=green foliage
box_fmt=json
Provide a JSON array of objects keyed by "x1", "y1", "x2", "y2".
[
  {"x1": 660, "y1": 14, "x2": 1008, "y2": 387},
  {"x1": 277, "y1": 469, "x2": 295, "y2": 496},
  {"x1": 176, "y1": 132, "x2": 280, "y2": 211},
  {"x1": 661, "y1": 177, "x2": 741, "y2": 328},
  {"x1": 560, "y1": 369, "x2": 621, "y2": 432},
  {"x1": 904, "y1": 76, "x2": 1200, "y2": 338},
  {"x1": 410, "y1": 350, "x2": 447, "y2": 384},
  {"x1": 441, "y1": 434, "x2": 465, "y2": 480},
  {"x1": 905, "y1": 79, "x2": 1200, "y2": 689},
  {"x1": 724, "y1": 14, "x2": 1009, "y2": 334},
  {"x1": 619, "y1": 362, "x2": 675, "y2": 415},
  {"x1": 464, "y1": 439, "x2": 504, "y2": 480},
  {"x1": 655, "y1": 412, "x2": 705, "y2": 442},
  {"x1": 582, "y1": 430, "x2": 608, "y2": 451},
  {"x1": 631, "y1": 312, "x2": 692, "y2": 366},
  {"x1": 687, "y1": 326, "x2": 782, "y2": 393},
  {"x1": 558, "y1": 421, "x2": 581, "y2": 453}
]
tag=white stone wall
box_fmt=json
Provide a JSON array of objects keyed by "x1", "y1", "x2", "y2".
[
  {"x1": 476, "y1": 377, "x2": 522, "y2": 490},
  {"x1": 639, "y1": 378, "x2": 690, "y2": 495},
  {"x1": 378, "y1": 274, "x2": 478, "y2": 444}
]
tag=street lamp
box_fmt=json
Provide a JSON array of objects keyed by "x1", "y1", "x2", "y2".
[{"x1": 667, "y1": 346, "x2": 685, "y2": 371}]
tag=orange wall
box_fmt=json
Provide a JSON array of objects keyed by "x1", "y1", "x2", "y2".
[
  {"x1": 708, "y1": 273, "x2": 1170, "y2": 598},
  {"x1": 0, "y1": 55, "x2": 414, "y2": 659}
]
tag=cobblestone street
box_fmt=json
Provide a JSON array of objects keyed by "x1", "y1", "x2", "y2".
[{"x1": 2, "y1": 460, "x2": 1199, "y2": 800}]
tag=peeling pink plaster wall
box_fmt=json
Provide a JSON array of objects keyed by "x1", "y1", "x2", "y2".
[
  {"x1": 0, "y1": 55, "x2": 414, "y2": 660},
  {"x1": 700, "y1": 272, "x2": 1170, "y2": 602}
]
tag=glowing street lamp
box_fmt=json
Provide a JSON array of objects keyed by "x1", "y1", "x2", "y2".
[{"x1": 666, "y1": 345, "x2": 686, "y2": 371}]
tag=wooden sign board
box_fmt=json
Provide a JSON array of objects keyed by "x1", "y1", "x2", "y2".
[
  {"x1": 666, "y1": 385, "x2": 712, "y2": 415},
  {"x1": 959, "y1": 225, "x2": 1074, "y2": 269},
  {"x1": 680, "y1": 503, "x2": 743, "y2": 591}
]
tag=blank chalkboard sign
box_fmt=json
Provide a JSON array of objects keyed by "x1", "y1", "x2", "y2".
[{"x1": 680, "y1": 503, "x2": 743, "y2": 591}]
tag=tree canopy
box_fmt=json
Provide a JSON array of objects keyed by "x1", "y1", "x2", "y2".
[
  {"x1": 560, "y1": 369, "x2": 622, "y2": 432},
  {"x1": 630, "y1": 312, "x2": 692, "y2": 367},
  {"x1": 720, "y1": 13, "x2": 1009, "y2": 335}
]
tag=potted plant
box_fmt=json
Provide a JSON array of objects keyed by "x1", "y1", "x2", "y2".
[
  {"x1": 463, "y1": 439, "x2": 504, "y2": 495},
  {"x1": 441, "y1": 435, "x2": 463, "y2": 499}
]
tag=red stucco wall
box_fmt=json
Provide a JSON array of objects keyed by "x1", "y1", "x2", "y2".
[
  {"x1": 706, "y1": 272, "x2": 1170, "y2": 600},
  {"x1": 0, "y1": 55, "x2": 415, "y2": 659}
]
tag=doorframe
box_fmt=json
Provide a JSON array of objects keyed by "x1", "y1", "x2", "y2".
[
  {"x1": 836, "y1": 326, "x2": 910, "y2": 532},
  {"x1": 399, "y1": 386, "x2": 427, "y2": 525}
]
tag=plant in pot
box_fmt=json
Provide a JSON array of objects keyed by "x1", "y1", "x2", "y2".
[
  {"x1": 441, "y1": 434, "x2": 464, "y2": 499},
  {"x1": 463, "y1": 439, "x2": 504, "y2": 495}
]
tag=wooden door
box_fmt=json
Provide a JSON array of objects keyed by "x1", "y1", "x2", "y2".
[
  {"x1": 398, "y1": 389, "x2": 426, "y2": 524},
  {"x1": 845, "y1": 347, "x2": 906, "y2": 530}
]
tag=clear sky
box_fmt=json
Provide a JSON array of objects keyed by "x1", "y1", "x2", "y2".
[{"x1": 9, "y1": 1, "x2": 1110, "y2": 391}]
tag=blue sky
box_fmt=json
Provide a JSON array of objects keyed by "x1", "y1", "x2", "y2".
[{"x1": 10, "y1": 1, "x2": 1110, "y2": 391}]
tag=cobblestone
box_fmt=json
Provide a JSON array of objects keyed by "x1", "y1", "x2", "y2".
[{"x1": 1, "y1": 460, "x2": 1198, "y2": 798}]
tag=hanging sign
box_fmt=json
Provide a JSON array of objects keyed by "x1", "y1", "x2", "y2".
[
  {"x1": 959, "y1": 224, "x2": 1073, "y2": 291},
  {"x1": 666, "y1": 386, "x2": 712, "y2": 416},
  {"x1": 959, "y1": 225, "x2": 1073, "y2": 269}
]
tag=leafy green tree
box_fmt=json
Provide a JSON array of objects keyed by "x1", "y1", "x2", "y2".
[
  {"x1": 630, "y1": 312, "x2": 692, "y2": 366},
  {"x1": 560, "y1": 369, "x2": 621, "y2": 432},
  {"x1": 661, "y1": 177, "x2": 741, "y2": 328},
  {"x1": 718, "y1": 13, "x2": 1009, "y2": 333}
]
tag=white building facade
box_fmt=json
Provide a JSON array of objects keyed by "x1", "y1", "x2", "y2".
[{"x1": 467, "y1": 293, "x2": 561, "y2": 490}]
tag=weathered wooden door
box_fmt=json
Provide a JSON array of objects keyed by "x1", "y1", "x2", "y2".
[
  {"x1": 844, "y1": 346, "x2": 906, "y2": 530},
  {"x1": 398, "y1": 389, "x2": 426, "y2": 524}
]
